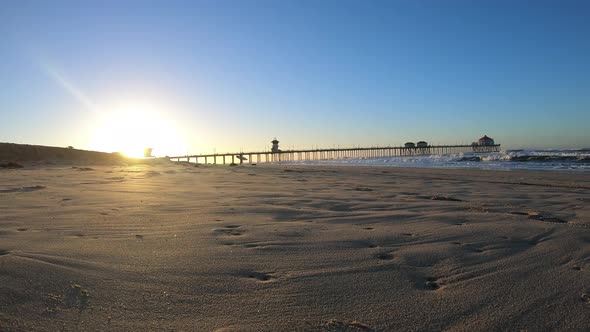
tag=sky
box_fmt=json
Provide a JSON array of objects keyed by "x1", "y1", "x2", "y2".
[{"x1": 1, "y1": 0, "x2": 589, "y2": 156}]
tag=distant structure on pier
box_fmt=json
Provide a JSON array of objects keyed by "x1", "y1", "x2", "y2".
[
  {"x1": 416, "y1": 141, "x2": 428, "y2": 148},
  {"x1": 477, "y1": 135, "x2": 495, "y2": 146},
  {"x1": 404, "y1": 142, "x2": 415, "y2": 148},
  {"x1": 271, "y1": 138, "x2": 280, "y2": 153},
  {"x1": 471, "y1": 135, "x2": 498, "y2": 152}
]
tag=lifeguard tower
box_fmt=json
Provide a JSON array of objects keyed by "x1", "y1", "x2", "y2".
[{"x1": 271, "y1": 138, "x2": 280, "y2": 153}]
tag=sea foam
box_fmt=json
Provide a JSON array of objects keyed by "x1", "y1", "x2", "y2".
[{"x1": 277, "y1": 149, "x2": 590, "y2": 172}]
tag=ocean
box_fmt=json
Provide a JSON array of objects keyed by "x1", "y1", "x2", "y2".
[{"x1": 279, "y1": 149, "x2": 590, "y2": 172}]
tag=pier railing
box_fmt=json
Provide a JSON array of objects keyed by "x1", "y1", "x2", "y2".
[{"x1": 169, "y1": 144, "x2": 501, "y2": 165}]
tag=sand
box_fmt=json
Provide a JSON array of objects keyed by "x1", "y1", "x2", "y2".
[{"x1": 1, "y1": 160, "x2": 589, "y2": 331}]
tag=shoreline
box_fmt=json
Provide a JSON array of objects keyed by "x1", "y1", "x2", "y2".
[{"x1": 265, "y1": 161, "x2": 590, "y2": 173}]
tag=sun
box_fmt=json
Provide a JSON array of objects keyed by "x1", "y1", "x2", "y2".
[{"x1": 90, "y1": 101, "x2": 187, "y2": 158}]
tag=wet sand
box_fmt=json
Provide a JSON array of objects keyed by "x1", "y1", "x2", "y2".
[{"x1": 1, "y1": 163, "x2": 589, "y2": 331}]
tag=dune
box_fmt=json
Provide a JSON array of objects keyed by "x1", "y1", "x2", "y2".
[
  {"x1": 0, "y1": 152, "x2": 589, "y2": 330},
  {"x1": 0, "y1": 142, "x2": 172, "y2": 167},
  {"x1": 0, "y1": 142, "x2": 127, "y2": 165}
]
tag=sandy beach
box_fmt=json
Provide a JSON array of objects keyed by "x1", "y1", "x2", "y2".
[
  {"x1": 3, "y1": 0, "x2": 589, "y2": 330},
  {"x1": 1, "y1": 161, "x2": 589, "y2": 331}
]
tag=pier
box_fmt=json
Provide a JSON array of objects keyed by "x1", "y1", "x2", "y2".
[{"x1": 169, "y1": 143, "x2": 501, "y2": 165}]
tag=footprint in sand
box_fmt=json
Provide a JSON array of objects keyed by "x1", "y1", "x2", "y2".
[
  {"x1": 320, "y1": 320, "x2": 377, "y2": 332},
  {"x1": 17, "y1": 228, "x2": 28, "y2": 232},
  {"x1": 511, "y1": 211, "x2": 568, "y2": 224},
  {"x1": 528, "y1": 230, "x2": 554, "y2": 245},
  {"x1": 106, "y1": 176, "x2": 125, "y2": 181},
  {"x1": 418, "y1": 195, "x2": 462, "y2": 202},
  {"x1": 522, "y1": 211, "x2": 541, "y2": 219},
  {"x1": 375, "y1": 252, "x2": 394, "y2": 260},
  {"x1": 423, "y1": 277, "x2": 441, "y2": 290},
  {"x1": 73, "y1": 167, "x2": 94, "y2": 171},
  {"x1": 243, "y1": 243, "x2": 261, "y2": 248},
  {"x1": 243, "y1": 271, "x2": 276, "y2": 282},
  {"x1": 0, "y1": 185, "x2": 46, "y2": 193},
  {"x1": 223, "y1": 225, "x2": 241, "y2": 229},
  {"x1": 0, "y1": 162, "x2": 24, "y2": 169},
  {"x1": 65, "y1": 283, "x2": 90, "y2": 311},
  {"x1": 0, "y1": 249, "x2": 11, "y2": 256},
  {"x1": 529, "y1": 214, "x2": 567, "y2": 223},
  {"x1": 213, "y1": 327, "x2": 239, "y2": 332},
  {"x1": 529, "y1": 239, "x2": 541, "y2": 246},
  {"x1": 213, "y1": 225, "x2": 244, "y2": 236}
]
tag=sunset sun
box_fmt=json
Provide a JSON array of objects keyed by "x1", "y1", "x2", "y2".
[{"x1": 91, "y1": 102, "x2": 187, "y2": 158}]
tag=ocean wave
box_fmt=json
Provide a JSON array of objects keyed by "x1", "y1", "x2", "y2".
[
  {"x1": 475, "y1": 150, "x2": 590, "y2": 163},
  {"x1": 284, "y1": 149, "x2": 590, "y2": 171},
  {"x1": 507, "y1": 155, "x2": 590, "y2": 163}
]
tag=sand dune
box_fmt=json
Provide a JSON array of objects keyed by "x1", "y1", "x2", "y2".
[
  {"x1": 1, "y1": 161, "x2": 589, "y2": 331},
  {"x1": 0, "y1": 143, "x2": 171, "y2": 166},
  {"x1": 0, "y1": 143, "x2": 126, "y2": 164}
]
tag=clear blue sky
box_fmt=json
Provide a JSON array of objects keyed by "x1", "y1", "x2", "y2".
[{"x1": 1, "y1": 0, "x2": 589, "y2": 155}]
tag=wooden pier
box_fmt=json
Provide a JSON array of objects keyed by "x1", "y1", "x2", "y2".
[{"x1": 169, "y1": 144, "x2": 501, "y2": 165}]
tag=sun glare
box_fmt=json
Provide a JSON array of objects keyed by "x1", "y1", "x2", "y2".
[{"x1": 91, "y1": 102, "x2": 188, "y2": 158}]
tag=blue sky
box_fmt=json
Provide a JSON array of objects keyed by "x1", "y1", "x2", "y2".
[{"x1": 1, "y1": 0, "x2": 589, "y2": 155}]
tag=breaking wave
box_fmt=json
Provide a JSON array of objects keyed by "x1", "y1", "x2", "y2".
[
  {"x1": 461, "y1": 149, "x2": 590, "y2": 163},
  {"x1": 283, "y1": 149, "x2": 590, "y2": 171}
]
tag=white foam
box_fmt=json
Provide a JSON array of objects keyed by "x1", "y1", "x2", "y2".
[{"x1": 275, "y1": 149, "x2": 590, "y2": 172}]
